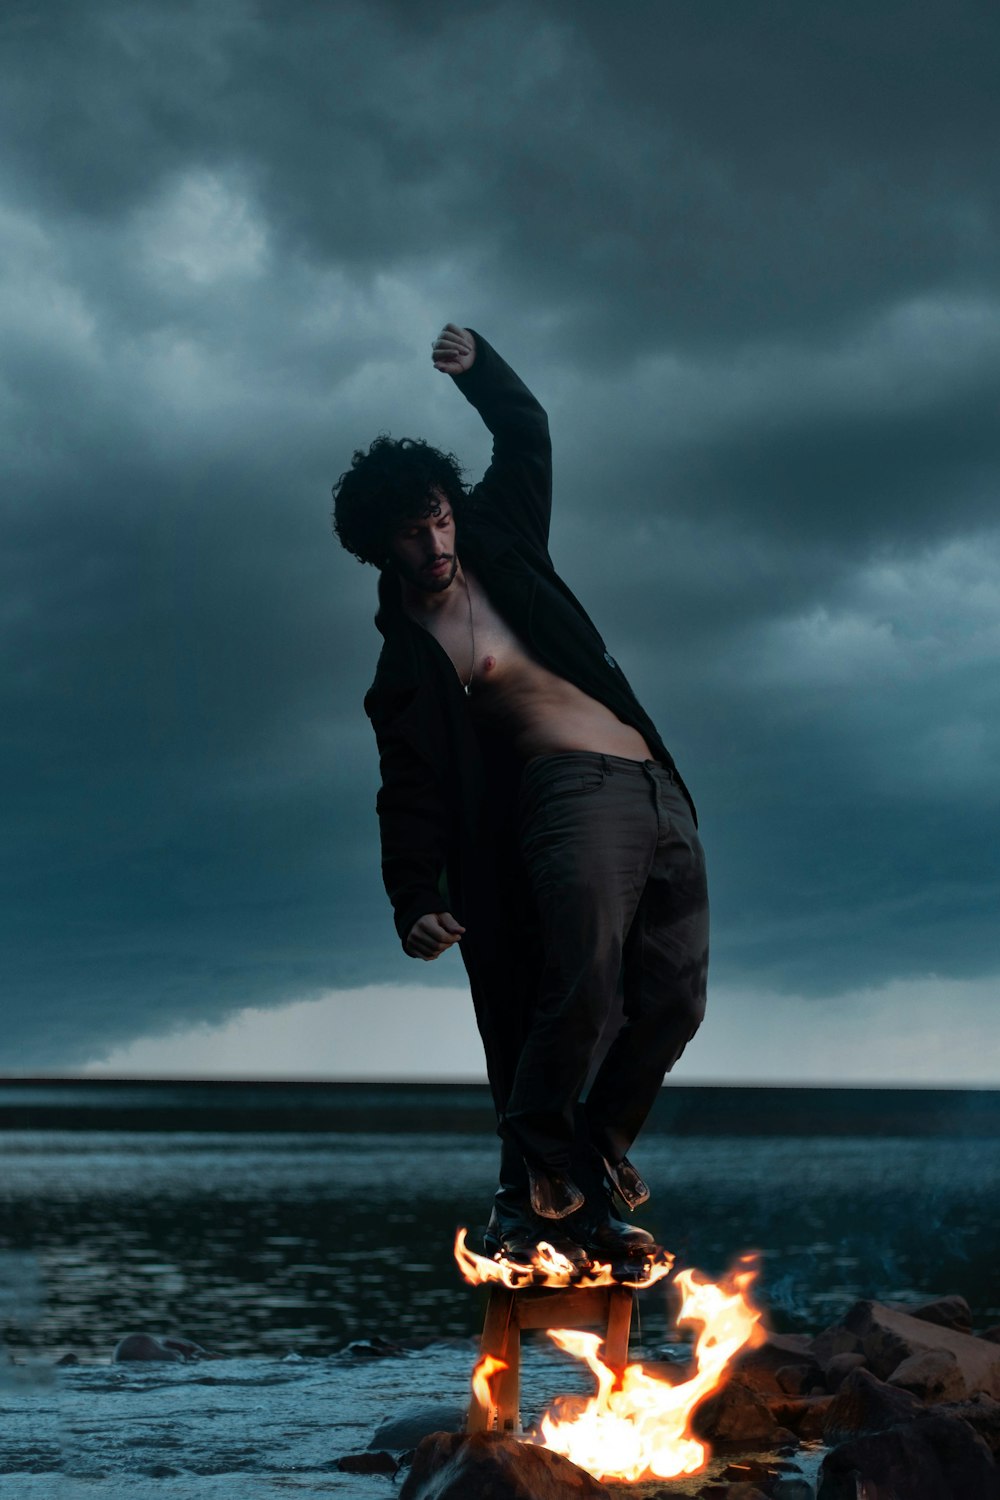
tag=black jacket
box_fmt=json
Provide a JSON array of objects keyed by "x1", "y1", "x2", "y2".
[{"x1": 363, "y1": 334, "x2": 695, "y2": 1083}]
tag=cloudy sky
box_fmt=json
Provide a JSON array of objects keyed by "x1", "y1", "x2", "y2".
[{"x1": 3, "y1": 0, "x2": 998, "y2": 1083}]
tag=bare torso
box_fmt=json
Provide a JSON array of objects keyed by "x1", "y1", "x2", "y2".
[{"x1": 403, "y1": 568, "x2": 653, "y2": 763}]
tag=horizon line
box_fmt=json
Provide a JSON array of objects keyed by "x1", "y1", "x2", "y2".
[{"x1": 1, "y1": 1073, "x2": 997, "y2": 1092}]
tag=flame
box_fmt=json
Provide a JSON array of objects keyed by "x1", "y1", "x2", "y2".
[
  {"x1": 472, "y1": 1352, "x2": 508, "y2": 1411},
  {"x1": 534, "y1": 1259, "x2": 761, "y2": 1482},
  {"x1": 453, "y1": 1227, "x2": 674, "y2": 1290}
]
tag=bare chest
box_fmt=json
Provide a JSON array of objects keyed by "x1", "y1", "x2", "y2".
[
  {"x1": 404, "y1": 571, "x2": 655, "y2": 762},
  {"x1": 414, "y1": 575, "x2": 536, "y2": 693}
]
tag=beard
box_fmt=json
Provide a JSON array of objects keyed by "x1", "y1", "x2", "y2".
[{"x1": 395, "y1": 552, "x2": 459, "y2": 593}]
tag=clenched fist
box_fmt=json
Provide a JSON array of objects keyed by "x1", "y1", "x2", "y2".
[
  {"x1": 432, "y1": 324, "x2": 476, "y2": 375},
  {"x1": 405, "y1": 910, "x2": 466, "y2": 960}
]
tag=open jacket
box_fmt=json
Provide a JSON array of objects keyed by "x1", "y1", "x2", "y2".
[{"x1": 363, "y1": 333, "x2": 696, "y2": 1103}]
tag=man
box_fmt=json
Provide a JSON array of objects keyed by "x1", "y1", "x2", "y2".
[{"x1": 333, "y1": 324, "x2": 708, "y2": 1269}]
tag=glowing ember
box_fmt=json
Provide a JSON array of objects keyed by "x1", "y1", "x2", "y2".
[
  {"x1": 453, "y1": 1227, "x2": 674, "y2": 1290},
  {"x1": 535, "y1": 1260, "x2": 761, "y2": 1482}
]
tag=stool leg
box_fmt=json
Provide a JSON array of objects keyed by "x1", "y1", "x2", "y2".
[
  {"x1": 495, "y1": 1323, "x2": 521, "y2": 1434},
  {"x1": 604, "y1": 1287, "x2": 633, "y2": 1388},
  {"x1": 467, "y1": 1287, "x2": 514, "y2": 1433}
]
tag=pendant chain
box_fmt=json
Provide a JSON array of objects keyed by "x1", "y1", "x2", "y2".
[{"x1": 463, "y1": 573, "x2": 475, "y2": 694}]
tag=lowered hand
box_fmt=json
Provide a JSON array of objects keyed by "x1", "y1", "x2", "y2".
[{"x1": 405, "y1": 911, "x2": 466, "y2": 960}]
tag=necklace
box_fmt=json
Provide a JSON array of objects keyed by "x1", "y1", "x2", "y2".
[{"x1": 463, "y1": 572, "x2": 475, "y2": 694}]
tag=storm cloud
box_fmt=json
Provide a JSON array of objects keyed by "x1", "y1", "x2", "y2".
[{"x1": 2, "y1": 0, "x2": 998, "y2": 1070}]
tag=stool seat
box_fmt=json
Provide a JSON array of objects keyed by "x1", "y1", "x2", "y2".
[{"x1": 467, "y1": 1282, "x2": 633, "y2": 1435}]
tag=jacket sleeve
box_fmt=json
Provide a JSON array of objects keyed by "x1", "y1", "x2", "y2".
[
  {"x1": 366, "y1": 696, "x2": 455, "y2": 949},
  {"x1": 450, "y1": 330, "x2": 552, "y2": 557}
]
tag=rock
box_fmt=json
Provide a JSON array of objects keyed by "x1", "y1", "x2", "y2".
[
  {"x1": 771, "y1": 1394, "x2": 833, "y2": 1440},
  {"x1": 697, "y1": 1486, "x2": 770, "y2": 1499},
  {"x1": 817, "y1": 1411, "x2": 1000, "y2": 1500},
  {"x1": 54, "y1": 1353, "x2": 79, "y2": 1367},
  {"x1": 726, "y1": 1362, "x2": 782, "y2": 1398},
  {"x1": 721, "y1": 1457, "x2": 796, "y2": 1489},
  {"x1": 809, "y1": 1324, "x2": 863, "y2": 1367},
  {"x1": 691, "y1": 1378, "x2": 795, "y2": 1449},
  {"x1": 823, "y1": 1366, "x2": 923, "y2": 1444},
  {"x1": 982, "y1": 1326, "x2": 1000, "y2": 1345},
  {"x1": 823, "y1": 1352, "x2": 866, "y2": 1393},
  {"x1": 753, "y1": 1332, "x2": 815, "y2": 1358},
  {"x1": 771, "y1": 1481, "x2": 814, "y2": 1500},
  {"x1": 888, "y1": 1347, "x2": 967, "y2": 1402},
  {"x1": 695, "y1": 1488, "x2": 769, "y2": 1500},
  {"x1": 839, "y1": 1298, "x2": 1000, "y2": 1396},
  {"x1": 840, "y1": 1301, "x2": 918, "y2": 1380},
  {"x1": 720, "y1": 1458, "x2": 775, "y2": 1481},
  {"x1": 337, "y1": 1450, "x2": 398, "y2": 1475},
  {"x1": 159, "y1": 1335, "x2": 218, "y2": 1360},
  {"x1": 112, "y1": 1334, "x2": 182, "y2": 1363},
  {"x1": 735, "y1": 1333, "x2": 822, "y2": 1396},
  {"x1": 887, "y1": 1294, "x2": 973, "y2": 1334},
  {"x1": 775, "y1": 1363, "x2": 824, "y2": 1397},
  {"x1": 112, "y1": 1333, "x2": 219, "y2": 1363},
  {"x1": 398, "y1": 1431, "x2": 610, "y2": 1499},
  {"x1": 938, "y1": 1393, "x2": 1000, "y2": 1457},
  {"x1": 709, "y1": 1488, "x2": 809, "y2": 1500},
  {"x1": 370, "y1": 1401, "x2": 468, "y2": 1450}
]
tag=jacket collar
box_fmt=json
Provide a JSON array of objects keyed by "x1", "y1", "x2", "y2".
[{"x1": 374, "y1": 565, "x2": 405, "y2": 639}]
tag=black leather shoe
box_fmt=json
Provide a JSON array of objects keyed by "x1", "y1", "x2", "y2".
[
  {"x1": 575, "y1": 1213, "x2": 656, "y2": 1258},
  {"x1": 527, "y1": 1164, "x2": 586, "y2": 1220},
  {"x1": 483, "y1": 1209, "x2": 591, "y2": 1271},
  {"x1": 602, "y1": 1154, "x2": 651, "y2": 1211}
]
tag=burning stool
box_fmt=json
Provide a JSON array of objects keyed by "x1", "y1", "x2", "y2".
[{"x1": 467, "y1": 1283, "x2": 633, "y2": 1435}]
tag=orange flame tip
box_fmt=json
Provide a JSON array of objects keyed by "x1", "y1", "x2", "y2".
[
  {"x1": 532, "y1": 1258, "x2": 761, "y2": 1482},
  {"x1": 471, "y1": 1352, "x2": 508, "y2": 1412},
  {"x1": 453, "y1": 1226, "x2": 674, "y2": 1291}
]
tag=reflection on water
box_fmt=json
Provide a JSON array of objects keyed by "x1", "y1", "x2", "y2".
[{"x1": 2, "y1": 1131, "x2": 998, "y2": 1362}]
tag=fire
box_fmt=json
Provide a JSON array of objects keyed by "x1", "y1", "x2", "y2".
[
  {"x1": 453, "y1": 1227, "x2": 674, "y2": 1290},
  {"x1": 472, "y1": 1353, "x2": 508, "y2": 1412},
  {"x1": 536, "y1": 1261, "x2": 761, "y2": 1482},
  {"x1": 469, "y1": 1255, "x2": 761, "y2": 1484}
]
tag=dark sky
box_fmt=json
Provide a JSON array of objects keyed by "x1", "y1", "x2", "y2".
[{"x1": 4, "y1": 0, "x2": 998, "y2": 1077}]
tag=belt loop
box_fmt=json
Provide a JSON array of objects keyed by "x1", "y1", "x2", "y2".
[{"x1": 602, "y1": 753, "x2": 612, "y2": 775}]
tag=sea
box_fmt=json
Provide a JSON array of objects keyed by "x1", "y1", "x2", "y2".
[{"x1": 3, "y1": 1080, "x2": 999, "y2": 1365}]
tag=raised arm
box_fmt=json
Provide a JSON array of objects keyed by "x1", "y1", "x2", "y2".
[{"x1": 432, "y1": 323, "x2": 552, "y2": 557}]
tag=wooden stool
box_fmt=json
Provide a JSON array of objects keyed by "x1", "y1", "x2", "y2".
[{"x1": 467, "y1": 1283, "x2": 633, "y2": 1435}]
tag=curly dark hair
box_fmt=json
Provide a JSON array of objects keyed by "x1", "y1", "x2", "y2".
[{"x1": 332, "y1": 435, "x2": 467, "y2": 568}]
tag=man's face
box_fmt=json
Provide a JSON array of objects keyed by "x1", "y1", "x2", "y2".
[{"x1": 388, "y1": 492, "x2": 458, "y2": 592}]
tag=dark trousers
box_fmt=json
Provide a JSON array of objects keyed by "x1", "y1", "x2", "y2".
[{"x1": 501, "y1": 751, "x2": 709, "y2": 1180}]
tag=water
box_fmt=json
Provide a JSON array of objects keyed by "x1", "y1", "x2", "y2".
[{"x1": 2, "y1": 1109, "x2": 998, "y2": 1364}]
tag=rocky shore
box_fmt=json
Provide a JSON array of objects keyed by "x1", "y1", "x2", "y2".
[
  {"x1": 7, "y1": 1292, "x2": 999, "y2": 1498},
  {"x1": 679, "y1": 1292, "x2": 1000, "y2": 1499},
  {"x1": 335, "y1": 1293, "x2": 1000, "y2": 1498}
]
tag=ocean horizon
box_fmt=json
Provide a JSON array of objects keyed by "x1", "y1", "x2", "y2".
[
  {"x1": 1, "y1": 1077, "x2": 998, "y2": 1368},
  {"x1": 1, "y1": 1077, "x2": 998, "y2": 1135}
]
